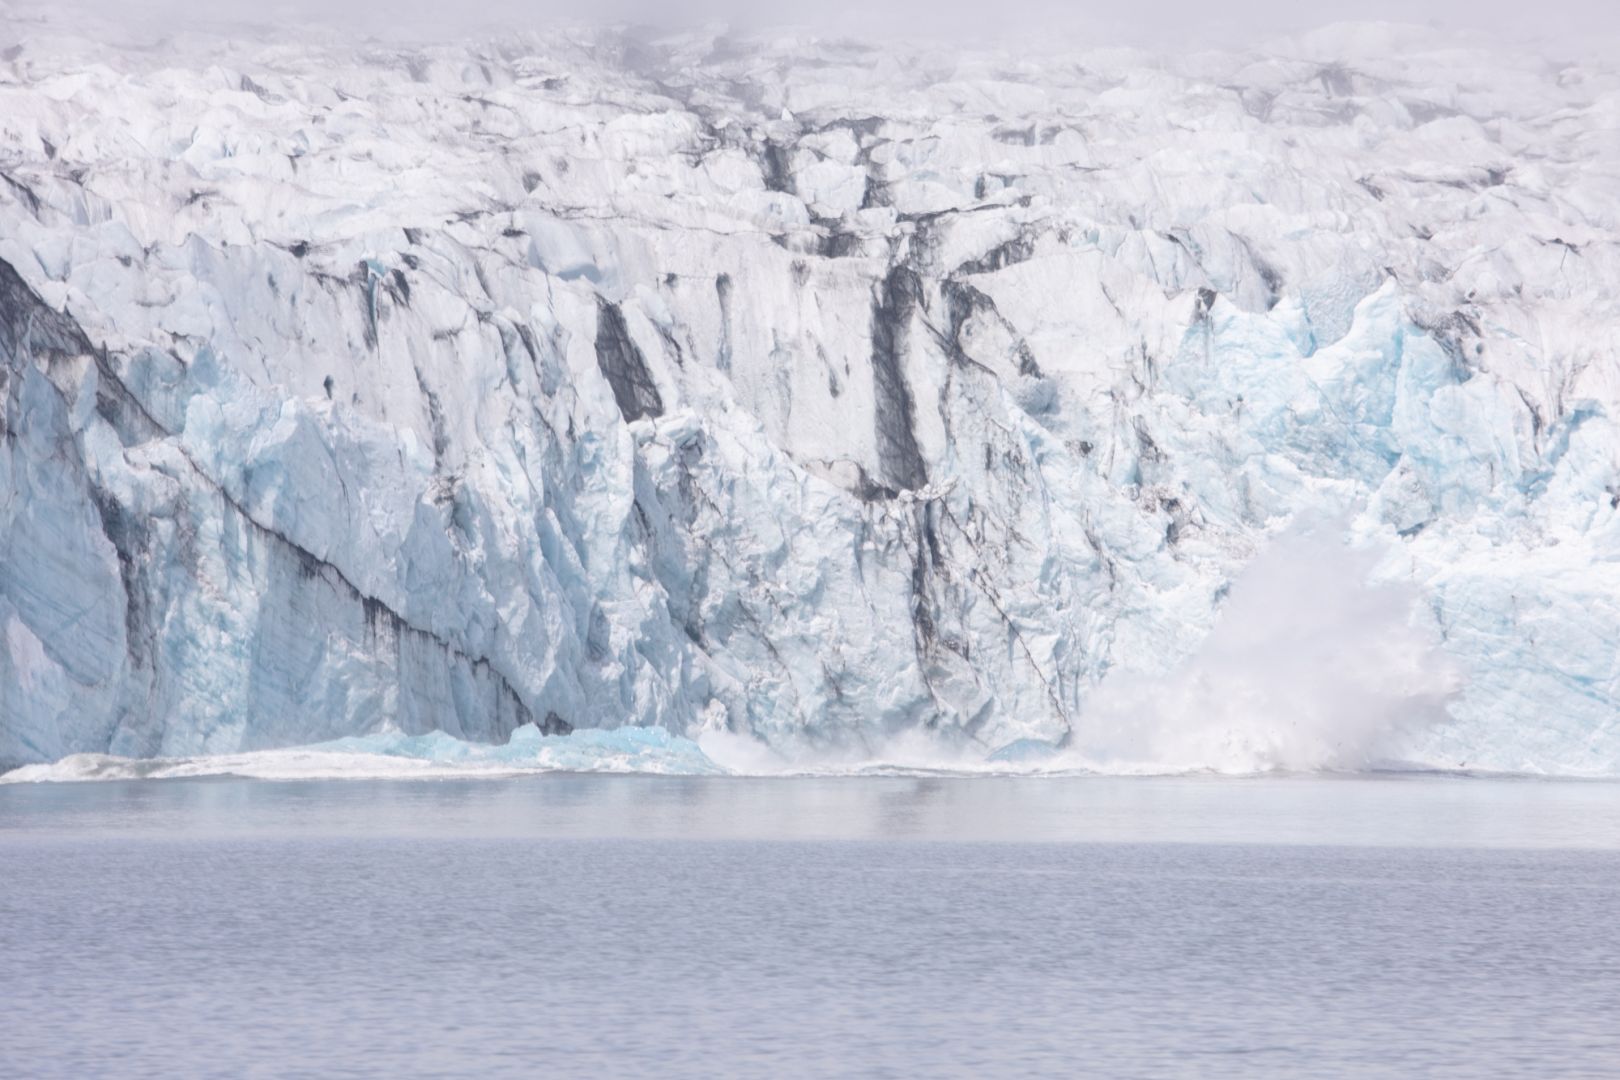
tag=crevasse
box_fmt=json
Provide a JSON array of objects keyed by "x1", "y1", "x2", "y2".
[{"x1": 2, "y1": 10, "x2": 1618, "y2": 774}]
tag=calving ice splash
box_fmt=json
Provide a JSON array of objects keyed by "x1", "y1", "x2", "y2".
[
  {"x1": 2, "y1": 7, "x2": 1619, "y2": 777},
  {"x1": 0, "y1": 520, "x2": 1478, "y2": 782}
]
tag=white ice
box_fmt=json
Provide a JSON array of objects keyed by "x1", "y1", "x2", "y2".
[{"x1": 2, "y1": 7, "x2": 1619, "y2": 776}]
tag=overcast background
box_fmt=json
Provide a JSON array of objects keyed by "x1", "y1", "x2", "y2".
[{"x1": 15, "y1": 0, "x2": 1616, "y2": 50}]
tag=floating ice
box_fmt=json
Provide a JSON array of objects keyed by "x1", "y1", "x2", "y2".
[{"x1": 0, "y1": 724, "x2": 725, "y2": 782}]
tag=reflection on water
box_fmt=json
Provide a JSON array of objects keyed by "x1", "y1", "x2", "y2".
[
  {"x1": 3, "y1": 777, "x2": 1618, "y2": 1078},
  {"x1": 4, "y1": 773, "x2": 1619, "y2": 848}
]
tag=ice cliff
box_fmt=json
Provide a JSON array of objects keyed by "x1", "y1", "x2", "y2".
[{"x1": 2, "y1": 6, "x2": 1618, "y2": 774}]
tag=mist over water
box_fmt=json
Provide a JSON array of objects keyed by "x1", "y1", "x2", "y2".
[{"x1": 4, "y1": 776, "x2": 1619, "y2": 1078}]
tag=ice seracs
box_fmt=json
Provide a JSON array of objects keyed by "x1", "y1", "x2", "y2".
[{"x1": 2, "y1": 8, "x2": 1618, "y2": 774}]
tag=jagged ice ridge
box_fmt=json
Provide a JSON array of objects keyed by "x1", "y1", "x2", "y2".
[{"x1": 2, "y1": 6, "x2": 1619, "y2": 774}]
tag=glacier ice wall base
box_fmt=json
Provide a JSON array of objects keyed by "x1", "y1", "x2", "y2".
[{"x1": 2, "y1": 9, "x2": 1619, "y2": 774}]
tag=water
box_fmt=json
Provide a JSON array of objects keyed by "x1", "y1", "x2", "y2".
[{"x1": 3, "y1": 775, "x2": 1618, "y2": 1078}]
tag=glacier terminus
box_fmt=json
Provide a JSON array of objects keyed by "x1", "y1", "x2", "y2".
[{"x1": 2, "y1": 4, "x2": 1619, "y2": 776}]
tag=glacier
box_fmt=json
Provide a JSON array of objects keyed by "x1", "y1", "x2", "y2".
[{"x1": 2, "y1": 4, "x2": 1619, "y2": 776}]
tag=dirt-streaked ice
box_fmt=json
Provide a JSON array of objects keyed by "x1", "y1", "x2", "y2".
[{"x1": 2, "y1": 7, "x2": 1618, "y2": 774}]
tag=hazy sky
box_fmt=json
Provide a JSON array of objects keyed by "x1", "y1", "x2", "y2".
[{"x1": 28, "y1": 0, "x2": 1620, "y2": 49}]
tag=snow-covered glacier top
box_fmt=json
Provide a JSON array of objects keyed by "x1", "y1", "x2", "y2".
[{"x1": 2, "y1": 3, "x2": 1618, "y2": 775}]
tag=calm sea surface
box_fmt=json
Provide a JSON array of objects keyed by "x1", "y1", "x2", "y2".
[{"x1": 2, "y1": 775, "x2": 1618, "y2": 1078}]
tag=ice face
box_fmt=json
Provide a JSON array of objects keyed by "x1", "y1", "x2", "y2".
[{"x1": 1, "y1": 9, "x2": 1618, "y2": 774}]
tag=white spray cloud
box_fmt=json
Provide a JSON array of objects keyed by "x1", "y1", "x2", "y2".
[
  {"x1": 1069, "y1": 521, "x2": 1459, "y2": 774},
  {"x1": 7, "y1": 523, "x2": 1465, "y2": 780},
  {"x1": 695, "y1": 520, "x2": 1464, "y2": 777}
]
